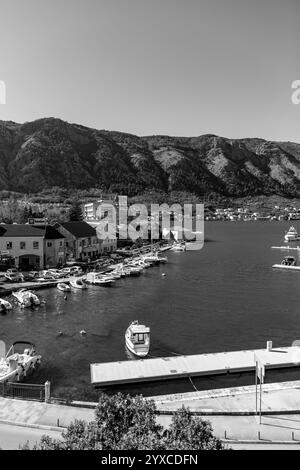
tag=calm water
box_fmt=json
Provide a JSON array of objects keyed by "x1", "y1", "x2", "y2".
[{"x1": 2, "y1": 221, "x2": 300, "y2": 399}]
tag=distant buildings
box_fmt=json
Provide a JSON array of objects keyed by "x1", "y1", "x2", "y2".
[
  {"x1": 83, "y1": 198, "x2": 118, "y2": 254},
  {"x1": 0, "y1": 224, "x2": 65, "y2": 269}
]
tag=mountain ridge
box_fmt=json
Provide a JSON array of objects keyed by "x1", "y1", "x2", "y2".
[{"x1": 0, "y1": 117, "x2": 300, "y2": 198}]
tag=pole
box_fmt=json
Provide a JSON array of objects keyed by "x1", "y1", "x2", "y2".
[
  {"x1": 255, "y1": 361, "x2": 258, "y2": 414},
  {"x1": 259, "y1": 373, "x2": 262, "y2": 424}
]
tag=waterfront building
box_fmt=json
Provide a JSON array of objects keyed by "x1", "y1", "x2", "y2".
[
  {"x1": 55, "y1": 221, "x2": 101, "y2": 261},
  {"x1": 0, "y1": 224, "x2": 65, "y2": 269}
]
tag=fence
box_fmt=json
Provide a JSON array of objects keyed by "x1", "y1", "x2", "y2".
[{"x1": 0, "y1": 381, "x2": 50, "y2": 402}]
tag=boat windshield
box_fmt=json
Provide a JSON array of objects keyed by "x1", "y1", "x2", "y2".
[{"x1": 133, "y1": 333, "x2": 148, "y2": 343}]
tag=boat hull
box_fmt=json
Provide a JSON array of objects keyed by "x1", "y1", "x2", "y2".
[
  {"x1": 272, "y1": 264, "x2": 300, "y2": 270},
  {"x1": 125, "y1": 331, "x2": 150, "y2": 358}
]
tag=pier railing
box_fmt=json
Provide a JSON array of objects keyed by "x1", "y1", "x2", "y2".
[{"x1": 0, "y1": 381, "x2": 49, "y2": 402}]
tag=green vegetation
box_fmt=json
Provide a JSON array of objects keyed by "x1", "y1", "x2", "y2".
[
  {"x1": 68, "y1": 198, "x2": 83, "y2": 222},
  {"x1": 21, "y1": 393, "x2": 224, "y2": 450}
]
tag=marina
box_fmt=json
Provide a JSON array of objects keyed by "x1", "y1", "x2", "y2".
[
  {"x1": 1, "y1": 221, "x2": 300, "y2": 399},
  {"x1": 90, "y1": 344, "x2": 300, "y2": 387}
]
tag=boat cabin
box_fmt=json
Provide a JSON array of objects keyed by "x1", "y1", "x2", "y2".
[
  {"x1": 128, "y1": 323, "x2": 150, "y2": 344},
  {"x1": 281, "y1": 256, "x2": 297, "y2": 266}
]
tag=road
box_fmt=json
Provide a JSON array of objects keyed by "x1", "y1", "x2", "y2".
[{"x1": 0, "y1": 423, "x2": 63, "y2": 450}]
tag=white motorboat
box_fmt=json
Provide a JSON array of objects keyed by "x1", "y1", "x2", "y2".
[
  {"x1": 170, "y1": 243, "x2": 186, "y2": 252},
  {"x1": 0, "y1": 298, "x2": 12, "y2": 312},
  {"x1": 125, "y1": 321, "x2": 150, "y2": 357},
  {"x1": 85, "y1": 272, "x2": 114, "y2": 286},
  {"x1": 12, "y1": 289, "x2": 40, "y2": 308},
  {"x1": 284, "y1": 226, "x2": 300, "y2": 242},
  {"x1": 0, "y1": 341, "x2": 41, "y2": 383},
  {"x1": 70, "y1": 277, "x2": 88, "y2": 290},
  {"x1": 272, "y1": 256, "x2": 300, "y2": 270},
  {"x1": 57, "y1": 282, "x2": 71, "y2": 292},
  {"x1": 143, "y1": 252, "x2": 167, "y2": 264}
]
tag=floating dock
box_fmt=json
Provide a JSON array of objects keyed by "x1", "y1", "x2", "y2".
[{"x1": 90, "y1": 345, "x2": 300, "y2": 387}]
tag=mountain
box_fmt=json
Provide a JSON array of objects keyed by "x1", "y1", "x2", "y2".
[{"x1": 0, "y1": 117, "x2": 300, "y2": 198}]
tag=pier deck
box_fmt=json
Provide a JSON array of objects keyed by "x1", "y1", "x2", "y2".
[
  {"x1": 0, "y1": 278, "x2": 71, "y2": 296},
  {"x1": 90, "y1": 346, "x2": 300, "y2": 387}
]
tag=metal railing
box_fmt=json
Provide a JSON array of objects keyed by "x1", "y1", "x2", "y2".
[{"x1": 0, "y1": 381, "x2": 48, "y2": 402}]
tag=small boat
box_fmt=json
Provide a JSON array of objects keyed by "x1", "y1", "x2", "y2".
[
  {"x1": 143, "y1": 253, "x2": 167, "y2": 263},
  {"x1": 70, "y1": 277, "x2": 88, "y2": 290},
  {"x1": 272, "y1": 256, "x2": 300, "y2": 270},
  {"x1": 57, "y1": 282, "x2": 71, "y2": 292},
  {"x1": 284, "y1": 226, "x2": 300, "y2": 242},
  {"x1": 0, "y1": 298, "x2": 12, "y2": 312},
  {"x1": 170, "y1": 243, "x2": 186, "y2": 252},
  {"x1": 12, "y1": 289, "x2": 40, "y2": 308},
  {"x1": 281, "y1": 256, "x2": 297, "y2": 266},
  {"x1": 0, "y1": 341, "x2": 41, "y2": 383},
  {"x1": 125, "y1": 321, "x2": 150, "y2": 357},
  {"x1": 85, "y1": 272, "x2": 114, "y2": 286}
]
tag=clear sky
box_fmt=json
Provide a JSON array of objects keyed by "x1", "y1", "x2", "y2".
[{"x1": 0, "y1": 0, "x2": 299, "y2": 142}]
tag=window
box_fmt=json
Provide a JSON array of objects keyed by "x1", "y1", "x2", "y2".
[
  {"x1": 88, "y1": 238, "x2": 91, "y2": 246},
  {"x1": 6, "y1": 242, "x2": 12, "y2": 250},
  {"x1": 33, "y1": 241, "x2": 39, "y2": 249},
  {"x1": 59, "y1": 241, "x2": 63, "y2": 247},
  {"x1": 20, "y1": 241, "x2": 26, "y2": 250},
  {"x1": 47, "y1": 242, "x2": 52, "y2": 248}
]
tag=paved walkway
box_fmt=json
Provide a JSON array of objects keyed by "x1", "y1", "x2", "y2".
[
  {"x1": 152, "y1": 380, "x2": 300, "y2": 414},
  {"x1": 0, "y1": 398, "x2": 94, "y2": 429},
  {"x1": 1, "y1": 381, "x2": 300, "y2": 448}
]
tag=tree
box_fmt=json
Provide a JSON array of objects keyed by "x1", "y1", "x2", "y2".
[
  {"x1": 21, "y1": 393, "x2": 225, "y2": 450},
  {"x1": 163, "y1": 406, "x2": 224, "y2": 450},
  {"x1": 68, "y1": 199, "x2": 83, "y2": 222}
]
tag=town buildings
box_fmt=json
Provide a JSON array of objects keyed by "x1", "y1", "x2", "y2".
[
  {"x1": 0, "y1": 224, "x2": 65, "y2": 269},
  {"x1": 55, "y1": 221, "x2": 101, "y2": 261},
  {"x1": 83, "y1": 198, "x2": 118, "y2": 254}
]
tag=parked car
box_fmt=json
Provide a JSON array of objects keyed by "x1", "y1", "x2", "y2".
[
  {"x1": 61, "y1": 266, "x2": 83, "y2": 276},
  {"x1": 5, "y1": 270, "x2": 24, "y2": 282}
]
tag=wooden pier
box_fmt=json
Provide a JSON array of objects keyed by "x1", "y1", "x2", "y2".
[
  {"x1": 90, "y1": 345, "x2": 300, "y2": 387},
  {"x1": 0, "y1": 278, "x2": 71, "y2": 296}
]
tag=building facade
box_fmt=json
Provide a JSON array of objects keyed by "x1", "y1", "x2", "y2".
[
  {"x1": 0, "y1": 224, "x2": 66, "y2": 269},
  {"x1": 55, "y1": 221, "x2": 101, "y2": 261}
]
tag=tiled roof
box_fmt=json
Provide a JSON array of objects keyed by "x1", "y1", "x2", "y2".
[
  {"x1": 0, "y1": 224, "x2": 64, "y2": 239},
  {"x1": 58, "y1": 222, "x2": 96, "y2": 238}
]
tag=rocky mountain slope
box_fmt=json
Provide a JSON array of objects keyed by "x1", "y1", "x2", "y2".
[{"x1": 0, "y1": 118, "x2": 299, "y2": 198}]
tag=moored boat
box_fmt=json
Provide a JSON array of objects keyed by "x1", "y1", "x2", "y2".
[
  {"x1": 272, "y1": 256, "x2": 300, "y2": 270},
  {"x1": 70, "y1": 277, "x2": 88, "y2": 290},
  {"x1": 0, "y1": 341, "x2": 41, "y2": 383},
  {"x1": 125, "y1": 321, "x2": 150, "y2": 357},
  {"x1": 284, "y1": 226, "x2": 300, "y2": 242},
  {"x1": 170, "y1": 243, "x2": 186, "y2": 252},
  {"x1": 57, "y1": 282, "x2": 71, "y2": 292},
  {"x1": 85, "y1": 272, "x2": 114, "y2": 286},
  {"x1": 12, "y1": 289, "x2": 40, "y2": 308},
  {"x1": 0, "y1": 298, "x2": 12, "y2": 312}
]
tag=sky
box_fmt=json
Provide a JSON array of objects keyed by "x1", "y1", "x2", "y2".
[{"x1": 0, "y1": 0, "x2": 299, "y2": 142}]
